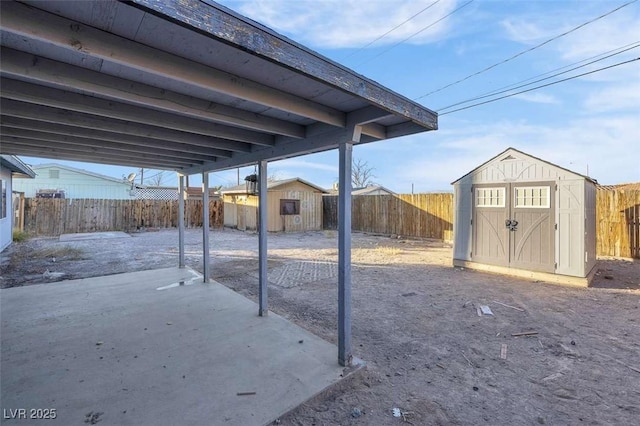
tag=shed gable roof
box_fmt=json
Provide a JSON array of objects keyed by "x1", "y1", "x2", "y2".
[
  {"x1": 220, "y1": 177, "x2": 327, "y2": 195},
  {"x1": 451, "y1": 147, "x2": 597, "y2": 185}
]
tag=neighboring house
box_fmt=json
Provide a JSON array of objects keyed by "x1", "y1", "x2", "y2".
[
  {"x1": 12, "y1": 163, "x2": 134, "y2": 200},
  {"x1": 220, "y1": 178, "x2": 326, "y2": 232},
  {"x1": 327, "y1": 184, "x2": 396, "y2": 196},
  {"x1": 0, "y1": 155, "x2": 35, "y2": 251},
  {"x1": 452, "y1": 147, "x2": 597, "y2": 286},
  {"x1": 352, "y1": 185, "x2": 396, "y2": 196}
]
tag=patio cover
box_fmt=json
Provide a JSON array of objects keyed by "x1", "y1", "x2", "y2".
[{"x1": 0, "y1": 0, "x2": 438, "y2": 366}]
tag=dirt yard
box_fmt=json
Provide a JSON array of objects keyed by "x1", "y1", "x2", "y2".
[{"x1": 1, "y1": 228, "x2": 639, "y2": 425}]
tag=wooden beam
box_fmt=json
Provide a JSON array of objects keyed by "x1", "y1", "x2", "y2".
[
  {"x1": 202, "y1": 172, "x2": 210, "y2": 283},
  {"x1": 178, "y1": 174, "x2": 186, "y2": 268},
  {"x1": 0, "y1": 103, "x2": 256, "y2": 152},
  {"x1": 258, "y1": 159, "x2": 268, "y2": 316},
  {"x1": 338, "y1": 138, "x2": 353, "y2": 367},
  {"x1": 0, "y1": 140, "x2": 192, "y2": 169},
  {"x1": 0, "y1": 127, "x2": 232, "y2": 160},
  {"x1": 183, "y1": 125, "x2": 349, "y2": 174},
  {"x1": 0, "y1": 143, "x2": 190, "y2": 170},
  {"x1": 1, "y1": 79, "x2": 275, "y2": 146},
  {"x1": 1, "y1": 2, "x2": 346, "y2": 127},
  {"x1": 132, "y1": 0, "x2": 437, "y2": 129},
  {"x1": 0, "y1": 47, "x2": 305, "y2": 138}
]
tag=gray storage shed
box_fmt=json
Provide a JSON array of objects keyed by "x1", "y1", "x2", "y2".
[{"x1": 452, "y1": 148, "x2": 597, "y2": 286}]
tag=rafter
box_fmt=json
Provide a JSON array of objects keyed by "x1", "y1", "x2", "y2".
[
  {"x1": 0, "y1": 103, "x2": 256, "y2": 152},
  {"x1": 0, "y1": 47, "x2": 305, "y2": 138},
  {"x1": 1, "y1": 1, "x2": 346, "y2": 127}
]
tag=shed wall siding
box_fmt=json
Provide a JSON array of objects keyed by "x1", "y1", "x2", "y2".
[
  {"x1": 453, "y1": 148, "x2": 594, "y2": 280},
  {"x1": 221, "y1": 190, "x2": 322, "y2": 232},
  {"x1": 459, "y1": 158, "x2": 576, "y2": 186},
  {"x1": 13, "y1": 166, "x2": 132, "y2": 199},
  {"x1": 584, "y1": 182, "x2": 597, "y2": 273},
  {"x1": 453, "y1": 184, "x2": 472, "y2": 260},
  {"x1": 223, "y1": 198, "x2": 238, "y2": 228},
  {"x1": 275, "y1": 181, "x2": 323, "y2": 193},
  {"x1": 556, "y1": 179, "x2": 585, "y2": 276}
]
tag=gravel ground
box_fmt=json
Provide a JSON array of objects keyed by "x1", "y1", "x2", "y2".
[{"x1": 2, "y1": 228, "x2": 639, "y2": 425}]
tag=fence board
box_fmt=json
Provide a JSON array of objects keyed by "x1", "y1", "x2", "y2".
[
  {"x1": 24, "y1": 198, "x2": 223, "y2": 236},
  {"x1": 596, "y1": 189, "x2": 640, "y2": 258},
  {"x1": 323, "y1": 193, "x2": 454, "y2": 241}
]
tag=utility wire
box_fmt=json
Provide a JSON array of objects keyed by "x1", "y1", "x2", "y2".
[
  {"x1": 342, "y1": 1, "x2": 442, "y2": 61},
  {"x1": 355, "y1": 0, "x2": 475, "y2": 67},
  {"x1": 417, "y1": 0, "x2": 638, "y2": 100},
  {"x1": 438, "y1": 57, "x2": 640, "y2": 115},
  {"x1": 438, "y1": 42, "x2": 640, "y2": 111}
]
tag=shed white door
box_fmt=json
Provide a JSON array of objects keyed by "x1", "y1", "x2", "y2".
[
  {"x1": 472, "y1": 182, "x2": 555, "y2": 273},
  {"x1": 509, "y1": 183, "x2": 555, "y2": 273},
  {"x1": 472, "y1": 185, "x2": 509, "y2": 267}
]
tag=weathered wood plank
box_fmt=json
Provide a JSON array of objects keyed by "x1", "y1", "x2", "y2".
[{"x1": 23, "y1": 198, "x2": 223, "y2": 236}]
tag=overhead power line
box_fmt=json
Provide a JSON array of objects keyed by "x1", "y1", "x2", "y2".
[
  {"x1": 343, "y1": 1, "x2": 442, "y2": 61},
  {"x1": 355, "y1": 0, "x2": 475, "y2": 67},
  {"x1": 416, "y1": 0, "x2": 638, "y2": 100},
  {"x1": 438, "y1": 56, "x2": 640, "y2": 115},
  {"x1": 437, "y1": 41, "x2": 640, "y2": 111}
]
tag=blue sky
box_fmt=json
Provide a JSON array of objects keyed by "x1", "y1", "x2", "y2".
[{"x1": 21, "y1": 0, "x2": 640, "y2": 192}]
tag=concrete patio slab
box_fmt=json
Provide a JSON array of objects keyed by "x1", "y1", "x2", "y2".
[
  {"x1": 1, "y1": 268, "x2": 358, "y2": 425},
  {"x1": 59, "y1": 231, "x2": 131, "y2": 242}
]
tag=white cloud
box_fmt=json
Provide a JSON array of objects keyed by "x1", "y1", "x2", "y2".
[
  {"x1": 500, "y1": 3, "x2": 640, "y2": 61},
  {"x1": 512, "y1": 92, "x2": 560, "y2": 104},
  {"x1": 583, "y1": 82, "x2": 640, "y2": 113},
  {"x1": 273, "y1": 158, "x2": 338, "y2": 173},
  {"x1": 393, "y1": 115, "x2": 640, "y2": 191},
  {"x1": 227, "y1": 0, "x2": 459, "y2": 48}
]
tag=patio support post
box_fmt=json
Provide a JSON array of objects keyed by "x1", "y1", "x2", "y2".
[
  {"x1": 258, "y1": 160, "x2": 268, "y2": 316},
  {"x1": 178, "y1": 173, "x2": 185, "y2": 268},
  {"x1": 338, "y1": 133, "x2": 356, "y2": 367},
  {"x1": 202, "y1": 171, "x2": 210, "y2": 283}
]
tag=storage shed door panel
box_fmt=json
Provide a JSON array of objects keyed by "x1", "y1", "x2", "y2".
[
  {"x1": 510, "y1": 184, "x2": 555, "y2": 273},
  {"x1": 472, "y1": 186, "x2": 509, "y2": 266},
  {"x1": 472, "y1": 182, "x2": 556, "y2": 273}
]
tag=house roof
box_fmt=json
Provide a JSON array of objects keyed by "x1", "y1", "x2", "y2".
[
  {"x1": 351, "y1": 185, "x2": 396, "y2": 195},
  {"x1": 0, "y1": 155, "x2": 35, "y2": 178},
  {"x1": 220, "y1": 178, "x2": 327, "y2": 195},
  {"x1": 29, "y1": 163, "x2": 129, "y2": 185},
  {"x1": 0, "y1": 0, "x2": 437, "y2": 173},
  {"x1": 451, "y1": 147, "x2": 598, "y2": 185}
]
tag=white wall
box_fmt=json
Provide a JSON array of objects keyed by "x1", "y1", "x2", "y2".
[
  {"x1": 1, "y1": 168, "x2": 13, "y2": 252},
  {"x1": 13, "y1": 166, "x2": 133, "y2": 200}
]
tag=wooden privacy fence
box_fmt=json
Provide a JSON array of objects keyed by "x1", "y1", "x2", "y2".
[
  {"x1": 21, "y1": 190, "x2": 640, "y2": 258},
  {"x1": 596, "y1": 189, "x2": 640, "y2": 259},
  {"x1": 23, "y1": 198, "x2": 223, "y2": 236},
  {"x1": 324, "y1": 190, "x2": 640, "y2": 259},
  {"x1": 323, "y1": 193, "x2": 454, "y2": 241}
]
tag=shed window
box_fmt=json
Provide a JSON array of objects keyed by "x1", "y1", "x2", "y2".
[
  {"x1": 476, "y1": 188, "x2": 505, "y2": 207},
  {"x1": 514, "y1": 186, "x2": 549, "y2": 208},
  {"x1": 280, "y1": 199, "x2": 300, "y2": 215},
  {"x1": 49, "y1": 169, "x2": 60, "y2": 179}
]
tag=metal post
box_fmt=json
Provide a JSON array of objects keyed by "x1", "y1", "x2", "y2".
[
  {"x1": 178, "y1": 174, "x2": 185, "y2": 268},
  {"x1": 258, "y1": 160, "x2": 268, "y2": 316},
  {"x1": 202, "y1": 172, "x2": 210, "y2": 283},
  {"x1": 338, "y1": 141, "x2": 353, "y2": 366}
]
